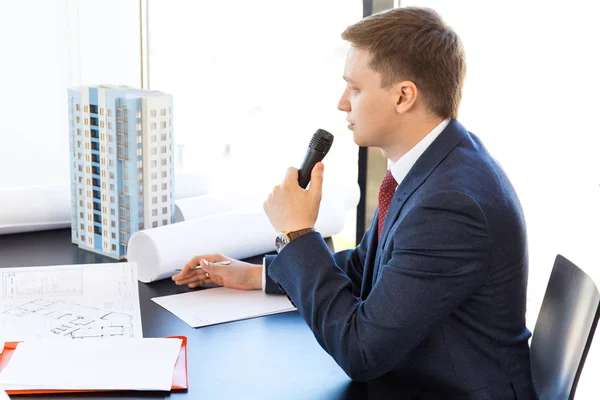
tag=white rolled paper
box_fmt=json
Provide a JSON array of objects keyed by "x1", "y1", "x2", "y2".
[
  {"x1": 0, "y1": 170, "x2": 210, "y2": 236},
  {"x1": 174, "y1": 191, "x2": 266, "y2": 223},
  {"x1": 128, "y1": 195, "x2": 347, "y2": 283},
  {"x1": 0, "y1": 184, "x2": 71, "y2": 235},
  {"x1": 174, "y1": 180, "x2": 361, "y2": 223}
]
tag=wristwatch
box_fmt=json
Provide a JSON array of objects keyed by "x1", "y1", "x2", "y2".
[{"x1": 275, "y1": 228, "x2": 315, "y2": 253}]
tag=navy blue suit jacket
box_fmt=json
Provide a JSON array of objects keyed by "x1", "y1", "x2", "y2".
[{"x1": 266, "y1": 120, "x2": 537, "y2": 399}]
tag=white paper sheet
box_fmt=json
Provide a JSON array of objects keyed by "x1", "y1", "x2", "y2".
[
  {"x1": 0, "y1": 263, "x2": 143, "y2": 347},
  {"x1": 152, "y1": 287, "x2": 296, "y2": 328},
  {"x1": 0, "y1": 338, "x2": 182, "y2": 391},
  {"x1": 0, "y1": 170, "x2": 210, "y2": 236},
  {"x1": 129, "y1": 195, "x2": 347, "y2": 283}
]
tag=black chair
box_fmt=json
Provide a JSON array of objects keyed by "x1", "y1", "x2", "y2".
[{"x1": 530, "y1": 254, "x2": 600, "y2": 399}]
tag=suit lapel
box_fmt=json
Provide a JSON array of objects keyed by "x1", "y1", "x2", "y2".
[{"x1": 373, "y1": 120, "x2": 470, "y2": 279}]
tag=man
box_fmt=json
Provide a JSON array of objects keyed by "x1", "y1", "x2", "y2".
[{"x1": 173, "y1": 7, "x2": 537, "y2": 399}]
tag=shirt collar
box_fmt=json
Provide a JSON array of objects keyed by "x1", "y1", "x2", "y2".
[{"x1": 389, "y1": 118, "x2": 450, "y2": 186}]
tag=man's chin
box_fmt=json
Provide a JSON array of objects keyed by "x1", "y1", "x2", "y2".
[{"x1": 352, "y1": 131, "x2": 369, "y2": 147}]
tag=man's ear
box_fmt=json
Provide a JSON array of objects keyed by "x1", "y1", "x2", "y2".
[{"x1": 395, "y1": 81, "x2": 418, "y2": 113}]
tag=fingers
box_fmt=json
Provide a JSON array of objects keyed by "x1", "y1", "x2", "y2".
[
  {"x1": 284, "y1": 167, "x2": 299, "y2": 185},
  {"x1": 172, "y1": 254, "x2": 223, "y2": 282},
  {"x1": 308, "y1": 162, "x2": 324, "y2": 199}
]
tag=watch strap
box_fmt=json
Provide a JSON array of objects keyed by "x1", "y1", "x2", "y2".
[{"x1": 287, "y1": 228, "x2": 315, "y2": 241}]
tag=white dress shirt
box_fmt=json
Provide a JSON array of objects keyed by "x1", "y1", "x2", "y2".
[{"x1": 389, "y1": 118, "x2": 450, "y2": 187}]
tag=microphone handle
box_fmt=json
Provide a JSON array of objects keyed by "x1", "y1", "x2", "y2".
[{"x1": 298, "y1": 149, "x2": 325, "y2": 189}]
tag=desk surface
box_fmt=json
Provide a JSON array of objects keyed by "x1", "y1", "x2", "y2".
[{"x1": 0, "y1": 229, "x2": 366, "y2": 400}]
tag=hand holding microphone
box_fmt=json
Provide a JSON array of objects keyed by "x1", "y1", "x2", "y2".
[{"x1": 263, "y1": 129, "x2": 334, "y2": 233}]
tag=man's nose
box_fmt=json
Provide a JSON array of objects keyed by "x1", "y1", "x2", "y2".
[{"x1": 337, "y1": 91, "x2": 350, "y2": 112}]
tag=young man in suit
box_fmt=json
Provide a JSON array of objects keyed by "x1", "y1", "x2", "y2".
[{"x1": 173, "y1": 7, "x2": 537, "y2": 399}]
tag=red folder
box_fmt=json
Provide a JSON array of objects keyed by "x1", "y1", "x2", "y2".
[{"x1": 0, "y1": 336, "x2": 188, "y2": 395}]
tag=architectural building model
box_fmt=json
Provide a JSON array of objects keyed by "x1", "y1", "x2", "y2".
[{"x1": 67, "y1": 86, "x2": 174, "y2": 259}]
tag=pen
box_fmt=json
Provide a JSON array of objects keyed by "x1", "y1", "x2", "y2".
[{"x1": 175, "y1": 260, "x2": 231, "y2": 271}]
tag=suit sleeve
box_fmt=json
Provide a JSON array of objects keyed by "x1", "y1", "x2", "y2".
[
  {"x1": 267, "y1": 190, "x2": 491, "y2": 381},
  {"x1": 264, "y1": 228, "x2": 371, "y2": 296}
]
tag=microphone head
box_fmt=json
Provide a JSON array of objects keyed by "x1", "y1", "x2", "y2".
[{"x1": 309, "y1": 129, "x2": 334, "y2": 155}]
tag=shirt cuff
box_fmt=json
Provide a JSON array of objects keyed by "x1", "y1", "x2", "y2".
[{"x1": 262, "y1": 256, "x2": 266, "y2": 292}]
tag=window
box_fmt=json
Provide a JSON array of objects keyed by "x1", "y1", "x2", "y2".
[
  {"x1": 151, "y1": 135, "x2": 157, "y2": 142},
  {"x1": 137, "y1": 135, "x2": 142, "y2": 144},
  {"x1": 161, "y1": 182, "x2": 167, "y2": 190},
  {"x1": 152, "y1": 221, "x2": 158, "y2": 228},
  {"x1": 111, "y1": 208, "x2": 115, "y2": 216},
  {"x1": 151, "y1": 148, "x2": 157, "y2": 155},
  {"x1": 151, "y1": 122, "x2": 157, "y2": 130},
  {"x1": 112, "y1": 232, "x2": 116, "y2": 239},
  {"x1": 136, "y1": 123, "x2": 142, "y2": 131},
  {"x1": 161, "y1": 158, "x2": 167, "y2": 166},
  {"x1": 162, "y1": 219, "x2": 168, "y2": 225},
  {"x1": 160, "y1": 121, "x2": 166, "y2": 129},
  {"x1": 152, "y1": 197, "x2": 157, "y2": 204},
  {"x1": 151, "y1": 160, "x2": 157, "y2": 167},
  {"x1": 160, "y1": 145, "x2": 166, "y2": 154},
  {"x1": 152, "y1": 209, "x2": 158, "y2": 216},
  {"x1": 162, "y1": 206, "x2": 168, "y2": 214},
  {"x1": 151, "y1": 172, "x2": 157, "y2": 179},
  {"x1": 161, "y1": 195, "x2": 167, "y2": 202},
  {"x1": 148, "y1": 0, "x2": 362, "y2": 251},
  {"x1": 112, "y1": 244, "x2": 117, "y2": 251},
  {"x1": 108, "y1": 121, "x2": 112, "y2": 129},
  {"x1": 137, "y1": 110, "x2": 142, "y2": 118},
  {"x1": 152, "y1": 184, "x2": 157, "y2": 192},
  {"x1": 151, "y1": 110, "x2": 157, "y2": 117},
  {"x1": 161, "y1": 170, "x2": 167, "y2": 178},
  {"x1": 108, "y1": 109, "x2": 113, "y2": 117},
  {"x1": 76, "y1": 104, "x2": 80, "y2": 111}
]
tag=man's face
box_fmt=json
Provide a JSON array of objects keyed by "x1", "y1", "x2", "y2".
[{"x1": 338, "y1": 46, "x2": 400, "y2": 148}]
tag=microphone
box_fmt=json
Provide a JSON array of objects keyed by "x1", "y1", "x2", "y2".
[{"x1": 297, "y1": 129, "x2": 334, "y2": 189}]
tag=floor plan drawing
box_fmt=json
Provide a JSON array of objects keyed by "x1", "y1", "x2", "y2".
[
  {"x1": 2, "y1": 298, "x2": 136, "y2": 339},
  {"x1": 0, "y1": 263, "x2": 142, "y2": 348}
]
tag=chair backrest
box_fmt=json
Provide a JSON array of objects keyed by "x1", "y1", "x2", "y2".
[{"x1": 530, "y1": 254, "x2": 600, "y2": 400}]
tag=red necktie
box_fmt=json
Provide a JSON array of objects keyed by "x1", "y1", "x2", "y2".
[{"x1": 378, "y1": 170, "x2": 398, "y2": 239}]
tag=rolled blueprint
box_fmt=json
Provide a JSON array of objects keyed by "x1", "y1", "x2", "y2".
[
  {"x1": 0, "y1": 184, "x2": 71, "y2": 235},
  {"x1": 128, "y1": 195, "x2": 347, "y2": 283},
  {"x1": 0, "y1": 170, "x2": 210, "y2": 236},
  {"x1": 174, "y1": 179, "x2": 360, "y2": 222}
]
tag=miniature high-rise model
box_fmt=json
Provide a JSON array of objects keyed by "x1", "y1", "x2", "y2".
[{"x1": 67, "y1": 86, "x2": 174, "y2": 260}]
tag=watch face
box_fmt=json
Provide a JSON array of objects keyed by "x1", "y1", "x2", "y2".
[{"x1": 275, "y1": 233, "x2": 290, "y2": 253}]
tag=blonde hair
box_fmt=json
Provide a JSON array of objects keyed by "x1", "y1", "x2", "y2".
[{"x1": 342, "y1": 7, "x2": 466, "y2": 119}]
